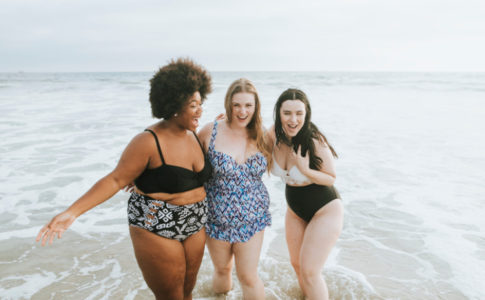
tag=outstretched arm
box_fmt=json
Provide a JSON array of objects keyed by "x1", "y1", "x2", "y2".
[{"x1": 36, "y1": 132, "x2": 152, "y2": 246}]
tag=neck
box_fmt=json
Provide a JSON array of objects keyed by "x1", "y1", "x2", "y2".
[
  {"x1": 159, "y1": 119, "x2": 188, "y2": 136},
  {"x1": 226, "y1": 120, "x2": 248, "y2": 135}
]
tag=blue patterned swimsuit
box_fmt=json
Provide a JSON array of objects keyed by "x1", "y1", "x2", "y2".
[{"x1": 205, "y1": 121, "x2": 271, "y2": 243}]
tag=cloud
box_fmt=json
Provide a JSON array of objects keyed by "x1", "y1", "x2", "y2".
[{"x1": 1, "y1": 0, "x2": 484, "y2": 71}]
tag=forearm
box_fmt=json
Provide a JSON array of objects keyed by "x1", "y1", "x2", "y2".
[
  {"x1": 169, "y1": 187, "x2": 206, "y2": 206},
  {"x1": 142, "y1": 186, "x2": 206, "y2": 206},
  {"x1": 66, "y1": 175, "x2": 124, "y2": 217},
  {"x1": 302, "y1": 168, "x2": 336, "y2": 186}
]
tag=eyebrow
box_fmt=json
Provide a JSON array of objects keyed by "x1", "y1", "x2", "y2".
[{"x1": 282, "y1": 109, "x2": 304, "y2": 112}]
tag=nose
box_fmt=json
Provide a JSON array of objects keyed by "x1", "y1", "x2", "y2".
[
  {"x1": 289, "y1": 114, "x2": 297, "y2": 123},
  {"x1": 197, "y1": 104, "x2": 203, "y2": 114}
]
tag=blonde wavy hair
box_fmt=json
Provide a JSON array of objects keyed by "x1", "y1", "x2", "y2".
[{"x1": 224, "y1": 78, "x2": 271, "y2": 162}]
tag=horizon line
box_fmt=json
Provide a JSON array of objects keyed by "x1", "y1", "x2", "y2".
[{"x1": 2, "y1": 70, "x2": 485, "y2": 74}]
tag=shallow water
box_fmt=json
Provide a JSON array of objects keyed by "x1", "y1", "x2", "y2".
[{"x1": 1, "y1": 72, "x2": 484, "y2": 299}]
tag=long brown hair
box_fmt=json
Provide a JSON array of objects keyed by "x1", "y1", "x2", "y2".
[
  {"x1": 224, "y1": 78, "x2": 270, "y2": 161},
  {"x1": 274, "y1": 88, "x2": 337, "y2": 170}
]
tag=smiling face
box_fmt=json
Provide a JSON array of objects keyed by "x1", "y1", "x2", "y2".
[
  {"x1": 175, "y1": 91, "x2": 203, "y2": 131},
  {"x1": 279, "y1": 99, "x2": 306, "y2": 137},
  {"x1": 229, "y1": 92, "x2": 256, "y2": 129}
]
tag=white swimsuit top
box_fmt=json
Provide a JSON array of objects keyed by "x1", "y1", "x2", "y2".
[{"x1": 271, "y1": 155, "x2": 312, "y2": 185}]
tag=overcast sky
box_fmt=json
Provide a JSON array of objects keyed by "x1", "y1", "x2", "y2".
[{"x1": 1, "y1": 0, "x2": 484, "y2": 72}]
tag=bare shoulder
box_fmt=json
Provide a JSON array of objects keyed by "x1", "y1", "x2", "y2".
[
  {"x1": 313, "y1": 136, "x2": 333, "y2": 158},
  {"x1": 313, "y1": 136, "x2": 328, "y2": 148},
  {"x1": 113, "y1": 130, "x2": 153, "y2": 176},
  {"x1": 266, "y1": 124, "x2": 276, "y2": 143},
  {"x1": 197, "y1": 121, "x2": 215, "y2": 150},
  {"x1": 197, "y1": 121, "x2": 214, "y2": 139},
  {"x1": 125, "y1": 130, "x2": 155, "y2": 154}
]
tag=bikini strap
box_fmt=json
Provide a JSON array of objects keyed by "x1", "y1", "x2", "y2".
[
  {"x1": 192, "y1": 131, "x2": 206, "y2": 155},
  {"x1": 144, "y1": 129, "x2": 166, "y2": 164},
  {"x1": 208, "y1": 120, "x2": 219, "y2": 152}
]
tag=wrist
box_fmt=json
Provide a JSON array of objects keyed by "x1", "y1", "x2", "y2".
[
  {"x1": 66, "y1": 206, "x2": 82, "y2": 218},
  {"x1": 300, "y1": 166, "x2": 312, "y2": 177}
]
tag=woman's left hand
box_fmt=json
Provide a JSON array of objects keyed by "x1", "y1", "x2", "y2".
[
  {"x1": 215, "y1": 113, "x2": 226, "y2": 121},
  {"x1": 293, "y1": 145, "x2": 310, "y2": 174}
]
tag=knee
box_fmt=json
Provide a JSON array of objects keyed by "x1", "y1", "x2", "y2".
[
  {"x1": 183, "y1": 276, "x2": 197, "y2": 298},
  {"x1": 214, "y1": 264, "x2": 232, "y2": 277},
  {"x1": 237, "y1": 271, "x2": 259, "y2": 287},
  {"x1": 300, "y1": 265, "x2": 321, "y2": 284},
  {"x1": 290, "y1": 259, "x2": 301, "y2": 275},
  {"x1": 152, "y1": 286, "x2": 183, "y2": 300},
  {"x1": 147, "y1": 270, "x2": 185, "y2": 299}
]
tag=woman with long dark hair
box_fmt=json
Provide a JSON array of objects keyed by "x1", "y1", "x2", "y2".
[{"x1": 269, "y1": 88, "x2": 343, "y2": 300}]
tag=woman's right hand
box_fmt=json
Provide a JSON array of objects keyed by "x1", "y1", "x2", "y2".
[
  {"x1": 215, "y1": 113, "x2": 226, "y2": 121},
  {"x1": 36, "y1": 210, "x2": 77, "y2": 246}
]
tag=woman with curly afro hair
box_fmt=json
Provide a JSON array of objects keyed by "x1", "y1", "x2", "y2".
[{"x1": 37, "y1": 58, "x2": 213, "y2": 300}]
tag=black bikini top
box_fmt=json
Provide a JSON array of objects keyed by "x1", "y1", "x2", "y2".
[{"x1": 134, "y1": 129, "x2": 212, "y2": 194}]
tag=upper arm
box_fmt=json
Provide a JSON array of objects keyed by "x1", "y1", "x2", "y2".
[
  {"x1": 266, "y1": 124, "x2": 276, "y2": 151},
  {"x1": 314, "y1": 138, "x2": 336, "y2": 178},
  {"x1": 109, "y1": 132, "x2": 152, "y2": 187},
  {"x1": 197, "y1": 122, "x2": 214, "y2": 152}
]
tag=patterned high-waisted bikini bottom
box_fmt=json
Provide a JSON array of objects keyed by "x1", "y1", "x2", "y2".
[{"x1": 127, "y1": 192, "x2": 207, "y2": 242}]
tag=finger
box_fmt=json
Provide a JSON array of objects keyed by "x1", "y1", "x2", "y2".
[
  {"x1": 58, "y1": 229, "x2": 64, "y2": 239},
  {"x1": 36, "y1": 225, "x2": 48, "y2": 242},
  {"x1": 41, "y1": 228, "x2": 51, "y2": 246},
  {"x1": 49, "y1": 230, "x2": 57, "y2": 245}
]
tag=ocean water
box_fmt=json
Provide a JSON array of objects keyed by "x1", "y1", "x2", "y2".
[{"x1": 1, "y1": 71, "x2": 484, "y2": 299}]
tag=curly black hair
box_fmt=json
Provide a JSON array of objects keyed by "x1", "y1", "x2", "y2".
[{"x1": 149, "y1": 58, "x2": 212, "y2": 119}]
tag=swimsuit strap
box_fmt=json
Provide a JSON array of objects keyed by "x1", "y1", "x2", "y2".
[
  {"x1": 208, "y1": 120, "x2": 219, "y2": 152},
  {"x1": 144, "y1": 129, "x2": 166, "y2": 164},
  {"x1": 192, "y1": 131, "x2": 206, "y2": 155}
]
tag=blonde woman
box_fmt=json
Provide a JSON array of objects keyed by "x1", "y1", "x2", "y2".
[{"x1": 198, "y1": 78, "x2": 271, "y2": 299}]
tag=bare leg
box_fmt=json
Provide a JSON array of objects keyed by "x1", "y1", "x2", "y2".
[
  {"x1": 285, "y1": 208, "x2": 307, "y2": 295},
  {"x1": 182, "y1": 229, "x2": 206, "y2": 300},
  {"x1": 299, "y1": 199, "x2": 343, "y2": 300},
  {"x1": 233, "y1": 230, "x2": 266, "y2": 300},
  {"x1": 129, "y1": 226, "x2": 186, "y2": 300},
  {"x1": 206, "y1": 237, "x2": 234, "y2": 294}
]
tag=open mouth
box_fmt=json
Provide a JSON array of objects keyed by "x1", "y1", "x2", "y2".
[
  {"x1": 192, "y1": 118, "x2": 199, "y2": 127},
  {"x1": 236, "y1": 115, "x2": 248, "y2": 121},
  {"x1": 287, "y1": 124, "x2": 298, "y2": 129}
]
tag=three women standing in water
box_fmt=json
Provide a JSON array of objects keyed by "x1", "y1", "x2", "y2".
[{"x1": 36, "y1": 59, "x2": 342, "y2": 299}]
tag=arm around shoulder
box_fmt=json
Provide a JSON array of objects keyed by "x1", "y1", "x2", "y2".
[{"x1": 197, "y1": 121, "x2": 214, "y2": 152}]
